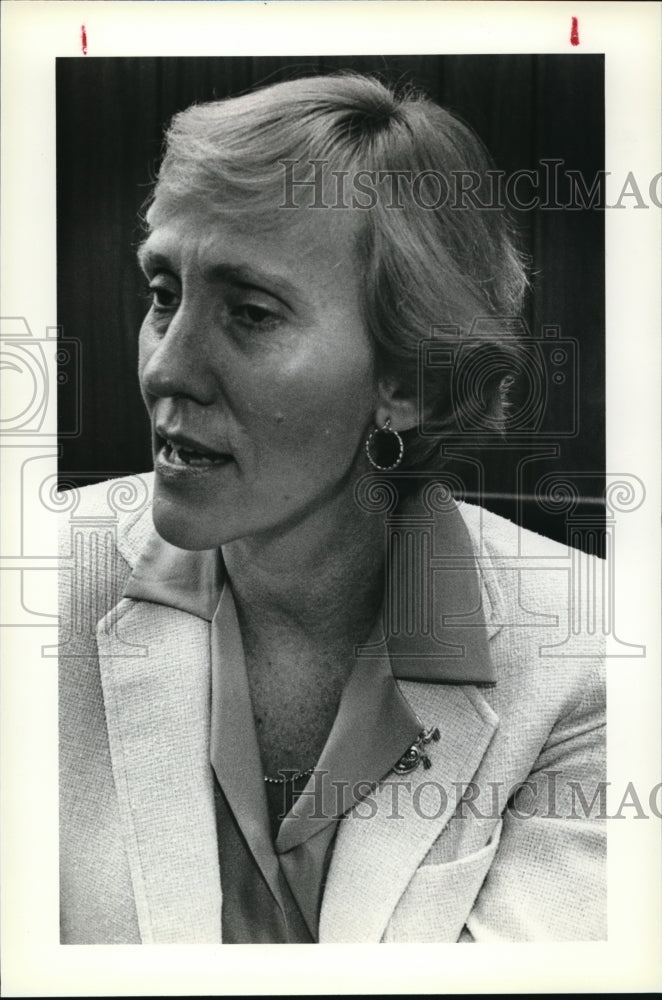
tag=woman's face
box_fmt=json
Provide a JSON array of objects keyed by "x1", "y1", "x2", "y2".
[{"x1": 138, "y1": 196, "x2": 380, "y2": 550}]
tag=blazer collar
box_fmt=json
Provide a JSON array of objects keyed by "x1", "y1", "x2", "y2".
[
  {"x1": 122, "y1": 497, "x2": 499, "y2": 685},
  {"x1": 95, "y1": 597, "x2": 222, "y2": 943}
]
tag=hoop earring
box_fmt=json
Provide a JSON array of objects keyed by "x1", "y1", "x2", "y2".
[{"x1": 365, "y1": 417, "x2": 404, "y2": 471}]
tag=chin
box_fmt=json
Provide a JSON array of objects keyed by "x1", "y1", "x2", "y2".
[{"x1": 151, "y1": 496, "x2": 222, "y2": 551}]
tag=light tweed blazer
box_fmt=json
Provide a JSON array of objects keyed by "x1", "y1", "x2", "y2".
[{"x1": 59, "y1": 474, "x2": 606, "y2": 944}]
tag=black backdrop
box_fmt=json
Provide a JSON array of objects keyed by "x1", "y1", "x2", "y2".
[{"x1": 57, "y1": 55, "x2": 605, "y2": 551}]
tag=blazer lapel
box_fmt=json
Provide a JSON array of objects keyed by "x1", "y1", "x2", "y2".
[
  {"x1": 94, "y1": 485, "x2": 500, "y2": 944},
  {"x1": 96, "y1": 596, "x2": 221, "y2": 943},
  {"x1": 318, "y1": 681, "x2": 498, "y2": 943}
]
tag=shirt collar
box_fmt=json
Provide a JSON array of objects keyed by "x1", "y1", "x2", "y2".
[{"x1": 123, "y1": 500, "x2": 496, "y2": 686}]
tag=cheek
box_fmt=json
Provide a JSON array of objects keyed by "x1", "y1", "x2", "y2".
[
  {"x1": 242, "y1": 342, "x2": 376, "y2": 455},
  {"x1": 137, "y1": 325, "x2": 155, "y2": 404}
]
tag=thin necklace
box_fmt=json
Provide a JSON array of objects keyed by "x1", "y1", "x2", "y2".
[
  {"x1": 264, "y1": 766, "x2": 315, "y2": 785},
  {"x1": 263, "y1": 722, "x2": 440, "y2": 784}
]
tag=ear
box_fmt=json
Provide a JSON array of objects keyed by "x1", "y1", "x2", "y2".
[{"x1": 375, "y1": 377, "x2": 419, "y2": 433}]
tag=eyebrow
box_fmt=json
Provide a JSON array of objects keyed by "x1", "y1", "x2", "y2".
[{"x1": 137, "y1": 243, "x2": 301, "y2": 308}]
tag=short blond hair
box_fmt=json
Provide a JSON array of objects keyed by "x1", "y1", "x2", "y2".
[{"x1": 147, "y1": 73, "x2": 528, "y2": 470}]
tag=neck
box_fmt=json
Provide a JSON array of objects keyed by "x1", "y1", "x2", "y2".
[{"x1": 222, "y1": 483, "x2": 386, "y2": 643}]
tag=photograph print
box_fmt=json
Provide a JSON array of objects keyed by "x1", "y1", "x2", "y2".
[{"x1": 56, "y1": 53, "x2": 607, "y2": 945}]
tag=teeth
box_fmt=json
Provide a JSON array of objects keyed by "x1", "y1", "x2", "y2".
[{"x1": 163, "y1": 438, "x2": 228, "y2": 467}]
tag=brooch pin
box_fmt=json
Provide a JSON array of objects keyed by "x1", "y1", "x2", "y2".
[{"x1": 394, "y1": 726, "x2": 440, "y2": 774}]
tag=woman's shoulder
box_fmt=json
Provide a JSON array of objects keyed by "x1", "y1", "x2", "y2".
[
  {"x1": 58, "y1": 473, "x2": 155, "y2": 640},
  {"x1": 58, "y1": 472, "x2": 154, "y2": 567},
  {"x1": 456, "y1": 500, "x2": 580, "y2": 560},
  {"x1": 58, "y1": 475, "x2": 152, "y2": 668},
  {"x1": 455, "y1": 501, "x2": 604, "y2": 618},
  {"x1": 456, "y1": 500, "x2": 605, "y2": 710}
]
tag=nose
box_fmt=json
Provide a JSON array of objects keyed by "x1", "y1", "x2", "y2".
[{"x1": 139, "y1": 308, "x2": 218, "y2": 406}]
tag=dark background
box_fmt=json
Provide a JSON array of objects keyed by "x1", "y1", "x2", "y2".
[{"x1": 57, "y1": 55, "x2": 605, "y2": 551}]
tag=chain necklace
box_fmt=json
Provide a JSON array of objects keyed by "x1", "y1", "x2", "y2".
[
  {"x1": 263, "y1": 724, "x2": 440, "y2": 783},
  {"x1": 264, "y1": 766, "x2": 316, "y2": 785}
]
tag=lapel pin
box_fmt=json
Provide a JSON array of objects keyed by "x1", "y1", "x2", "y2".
[{"x1": 394, "y1": 726, "x2": 440, "y2": 774}]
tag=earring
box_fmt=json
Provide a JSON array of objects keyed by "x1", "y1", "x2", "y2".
[{"x1": 365, "y1": 417, "x2": 404, "y2": 470}]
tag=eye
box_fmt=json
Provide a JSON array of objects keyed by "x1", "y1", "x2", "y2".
[
  {"x1": 230, "y1": 301, "x2": 281, "y2": 330},
  {"x1": 233, "y1": 304, "x2": 273, "y2": 324},
  {"x1": 148, "y1": 275, "x2": 180, "y2": 312}
]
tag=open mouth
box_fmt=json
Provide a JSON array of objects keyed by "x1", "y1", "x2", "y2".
[{"x1": 159, "y1": 435, "x2": 233, "y2": 468}]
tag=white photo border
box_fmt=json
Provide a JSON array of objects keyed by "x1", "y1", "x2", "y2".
[{"x1": 1, "y1": 1, "x2": 660, "y2": 995}]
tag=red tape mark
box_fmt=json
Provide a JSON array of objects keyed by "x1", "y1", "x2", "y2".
[
  {"x1": 570, "y1": 16, "x2": 580, "y2": 46},
  {"x1": 81, "y1": 25, "x2": 87, "y2": 56}
]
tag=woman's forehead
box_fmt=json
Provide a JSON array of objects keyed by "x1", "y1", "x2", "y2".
[
  {"x1": 139, "y1": 194, "x2": 368, "y2": 316},
  {"x1": 143, "y1": 191, "x2": 364, "y2": 266}
]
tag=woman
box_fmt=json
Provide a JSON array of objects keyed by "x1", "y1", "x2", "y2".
[{"x1": 59, "y1": 73, "x2": 605, "y2": 943}]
